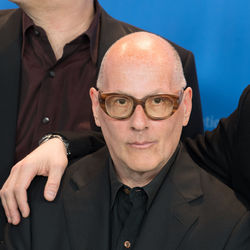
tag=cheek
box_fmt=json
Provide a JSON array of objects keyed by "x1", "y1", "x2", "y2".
[
  {"x1": 99, "y1": 116, "x2": 127, "y2": 148},
  {"x1": 157, "y1": 116, "x2": 183, "y2": 153}
]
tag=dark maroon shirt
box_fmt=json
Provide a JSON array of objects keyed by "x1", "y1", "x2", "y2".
[{"x1": 15, "y1": 1, "x2": 101, "y2": 162}]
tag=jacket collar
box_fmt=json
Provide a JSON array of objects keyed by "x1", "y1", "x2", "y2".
[
  {"x1": 171, "y1": 143, "x2": 203, "y2": 202},
  {"x1": 63, "y1": 147, "x2": 111, "y2": 250},
  {"x1": 0, "y1": 8, "x2": 22, "y2": 51},
  {"x1": 97, "y1": 8, "x2": 141, "y2": 71}
]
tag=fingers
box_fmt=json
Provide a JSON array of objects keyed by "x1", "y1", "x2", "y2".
[
  {"x1": 0, "y1": 162, "x2": 23, "y2": 225},
  {"x1": 0, "y1": 137, "x2": 69, "y2": 225},
  {"x1": 44, "y1": 168, "x2": 64, "y2": 201},
  {"x1": 13, "y1": 164, "x2": 36, "y2": 219},
  {"x1": 2, "y1": 191, "x2": 20, "y2": 225},
  {"x1": 0, "y1": 188, "x2": 15, "y2": 224},
  {"x1": 41, "y1": 138, "x2": 68, "y2": 201},
  {"x1": 0, "y1": 159, "x2": 36, "y2": 225}
]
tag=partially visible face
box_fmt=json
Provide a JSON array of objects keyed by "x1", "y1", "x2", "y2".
[
  {"x1": 90, "y1": 39, "x2": 192, "y2": 178},
  {"x1": 9, "y1": 0, "x2": 61, "y2": 10},
  {"x1": 9, "y1": 0, "x2": 44, "y2": 6},
  {"x1": 8, "y1": 0, "x2": 22, "y2": 3}
]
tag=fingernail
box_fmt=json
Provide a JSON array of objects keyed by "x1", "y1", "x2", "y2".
[
  {"x1": 12, "y1": 217, "x2": 17, "y2": 225},
  {"x1": 46, "y1": 191, "x2": 56, "y2": 199},
  {"x1": 7, "y1": 217, "x2": 12, "y2": 224},
  {"x1": 22, "y1": 211, "x2": 28, "y2": 218}
]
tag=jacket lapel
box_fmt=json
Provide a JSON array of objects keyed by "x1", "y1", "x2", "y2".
[
  {"x1": 134, "y1": 145, "x2": 203, "y2": 250},
  {"x1": 63, "y1": 147, "x2": 111, "y2": 250},
  {"x1": 0, "y1": 8, "x2": 22, "y2": 186}
]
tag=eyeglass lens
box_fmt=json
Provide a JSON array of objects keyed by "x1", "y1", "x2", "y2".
[{"x1": 104, "y1": 95, "x2": 175, "y2": 119}]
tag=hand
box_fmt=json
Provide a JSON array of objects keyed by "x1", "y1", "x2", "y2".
[{"x1": 0, "y1": 138, "x2": 68, "y2": 225}]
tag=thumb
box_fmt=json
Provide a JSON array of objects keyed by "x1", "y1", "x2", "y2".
[{"x1": 44, "y1": 170, "x2": 63, "y2": 201}]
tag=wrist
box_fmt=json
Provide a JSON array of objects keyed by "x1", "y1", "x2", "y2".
[{"x1": 39, "y1": 134, "x2": 71, "y2": 158}]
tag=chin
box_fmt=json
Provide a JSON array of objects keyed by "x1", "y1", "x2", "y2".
[{"x1": 126, "y1": 158, "x2": 163, "y2": 173}]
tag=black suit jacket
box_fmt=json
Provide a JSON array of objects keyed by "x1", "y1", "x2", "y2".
[
  {"x1": 185, "y1": 85, "x2": 250, "y2": 201},
  {"x1": 0, "y1": 6, "x2": 203, "y2": 244},
  {"x1": 5, "y1": 144, "x2": 250, "y2": 250}
]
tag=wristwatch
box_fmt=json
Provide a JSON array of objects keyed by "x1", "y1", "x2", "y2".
[{"x1": 39, "y1": 134, "x2": 71, "y2": 157}]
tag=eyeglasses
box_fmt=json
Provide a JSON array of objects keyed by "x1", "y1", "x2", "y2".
[{"x1": 98, "y1": 89, "x2": 184, "y2": 120}]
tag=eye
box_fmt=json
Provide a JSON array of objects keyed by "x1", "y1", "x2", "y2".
[
  {"x1": 147, "y1": 96, "x2": 173, "y2": 108},
  {"x1": 114, "y1": 98, "x2": 128, "y2": 105},
  {"x1": 152, "y1": 97, "x2": 164, "y2": 104}
]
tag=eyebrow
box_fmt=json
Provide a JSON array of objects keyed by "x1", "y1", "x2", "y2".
[{"x1": 99, "y1": 89, "x2": 175, "y2": 97}]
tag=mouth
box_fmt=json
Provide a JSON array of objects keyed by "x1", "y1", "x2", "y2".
[{"x1": 127, "y1": 141, "x2": 156, "y2": 149}]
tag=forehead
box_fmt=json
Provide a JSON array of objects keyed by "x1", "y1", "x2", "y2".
[{"x1": 102, "y1": 56, "x2": 176, "y2": 97}]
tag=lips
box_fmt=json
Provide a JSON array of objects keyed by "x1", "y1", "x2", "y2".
[{"x1": 127, "y1": 141, "x2": 156, "y2": 149}]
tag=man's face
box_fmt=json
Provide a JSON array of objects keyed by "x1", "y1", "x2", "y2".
[
  {"x1": 8, "y1": 0, "x2": 62, "y2": 10},
  {"x1": 90, "y1": 51, "x2": 192, "y2": 178},
  {"x1": 9, "y1": 0, "x2": 43, "y2": 5}
]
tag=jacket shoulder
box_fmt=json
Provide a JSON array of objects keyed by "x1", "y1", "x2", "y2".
[
  {"x1": 176, "y1": 145, "x2": 248, "y2": 217},
  {"x1": 199, "y1": 163, "x2": 249, "y2": 217},
  {"x1": 0, "y1": 9, "x2": 21, "y2": 26},
  {"x1": 174, "y1": 146, "x2": 250, "y2": 248},
  {"x1": 101, "y1": 8, "x2": 192, "y2": 56},
  {"x1": 66, "y1": 146, "x2": 109, "y2": 178},
  {"x1": 238, "y1": 85, "x2": 250, "y2": 118},
  {"x1": 100, "y1": 8, "x2": 142, "y2": 33},
  {"x1": 27, "y1": 146, "x2": 109, "y2": 204}
]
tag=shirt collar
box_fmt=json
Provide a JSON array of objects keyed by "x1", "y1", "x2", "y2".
[
  {"x1": 109, "y1": 143, "x2": 181, "y2": 210},
  {"x1": 21, "y1": 0, "x2": 101, "y2": 64},
  {"x1": 143, "y1": 143, "x2": 181, "y2": 209},
  {"x1": 85, "y1": 0, "x2": 101, "y2": 64},
  {"x1": 21, "y1": 9, "x2": 33, "y2": 56}
]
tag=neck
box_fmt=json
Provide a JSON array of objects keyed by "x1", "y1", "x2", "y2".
[
  {"x1": 114, "y1": 165, "x2": 162, "y2": 188},
  {"x1": 119, "y1": 173, "x2": 155, "y2": 188},
  {"x1": 23, "y1": 0, "x2": 95, "y2": 60}
]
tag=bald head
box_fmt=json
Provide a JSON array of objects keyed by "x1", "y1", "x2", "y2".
[
  {"x1": 97, "y1": 32, "x2": 186, "y2": 90},
  {"x1": 90, "y1": 32, "x2": 192, "y2": 187}
]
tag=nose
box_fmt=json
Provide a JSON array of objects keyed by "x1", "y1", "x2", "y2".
[{"x1": 130, "y1": 105, "x2": 149, "y2": 131}]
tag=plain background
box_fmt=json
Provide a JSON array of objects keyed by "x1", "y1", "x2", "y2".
[{"x1": 1, "y1": 0, "x2": 250, "y2": 130}]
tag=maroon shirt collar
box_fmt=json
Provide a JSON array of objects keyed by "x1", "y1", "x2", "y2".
[{"x1": 21, "y1": 0, "x2": 101, "y2": 64}]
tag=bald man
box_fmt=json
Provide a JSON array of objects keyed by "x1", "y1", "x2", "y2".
[
  {"x1": 0, "y1": 2, "x2": 203, "y2": 246},
  {"x1": 5, "y1": 32, "x2": 250, "y2": 250}
]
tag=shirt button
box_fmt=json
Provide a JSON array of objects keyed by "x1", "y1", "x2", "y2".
[
  {"x1": 49, "y1": 70, "x2": 55, "y2": 78},
  {"x1": 124, "y1": 188, "x2": 130, "y2": 195},
  {"x1": 124, "y1": 241, "x2": 131, "y2": 248},
  {"x1": 42, "y1": 117, "x2": 50, "y2": 124},
  {"x1": 34, "y1": 29, "x2": 40, "y2": 36}
]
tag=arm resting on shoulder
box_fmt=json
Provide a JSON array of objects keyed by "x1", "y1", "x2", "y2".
[
  {"x1": 184, "y1": 109, "x2": 237, "y2": 188},
  {"x1": 185, "y1": 85, "x2": 250, "y2": 201},
  {"x1": 55, "y1": 130, "x2": 105, "y2": 160}
]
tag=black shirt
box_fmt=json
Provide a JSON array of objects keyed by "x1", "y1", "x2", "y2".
[
  {"x1": 16, "y1": 0, "x2": 101, "y2": 162},
  {"x1": 109, "y1": 144, "x2": 180, "y2": 249}
]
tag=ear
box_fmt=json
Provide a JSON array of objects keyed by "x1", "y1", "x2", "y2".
[
  {"x1": 182, "y1": 87, "x2": 192, "y2": 126},
  {"x1": 89, "y1": 87, "x2": 101, "y2": 127}
]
